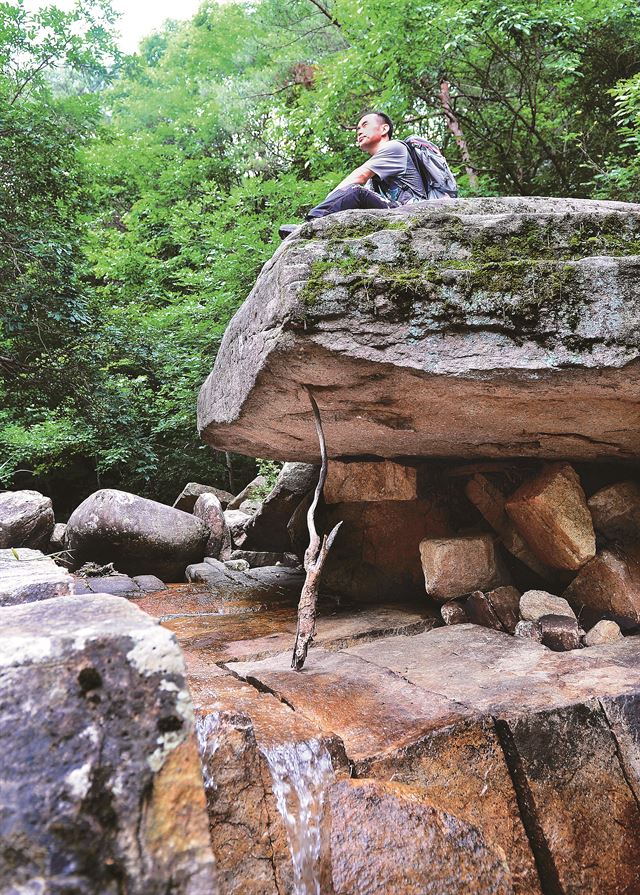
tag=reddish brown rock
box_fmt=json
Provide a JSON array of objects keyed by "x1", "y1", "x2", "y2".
[
  {"x1": 419, "y1": 535, "x2": 501, "y2": 602},
  {"x1": 321, "y1": 498, "x2": 450, "y2": 600},
  {"x1": 329, "y1": 779, "x2": 513, "y2": 895},
  {"x1": 496, "y1": 701, "x2": 640, "y2": 895},
  {"x1": 465, "y1": 590, "x2": 504, "y2": 631},
  {"x1": 357, "y1": 718, "x2": 541, "y2": 895},
  {"x1": 465, "y1": 474, "x2": 555, "y2": 581},
  {"x1": 588, "y1": 480, "x2": 640, "y2": 544},
  {"x1": 324, "y1": 460, "x2": 418, "y2": 504},
  {"x1": 539, "y1": 613, "x2": 581, "y2": 651},
  {"x1": 564, "y1": 548, "x2": 640, "y2": 627},
  {"x1": 505, "y1": 463, "x2": 595, "y2": 571},
  {"x1": 191, "y1": 669, "x2": 346, "y2": 895},
  {"x1": 486, "y1": 586, "x2": 521, "y2": 634},
  {"x1": 563, "y1": 547, "x2": 640, "y2": 628},
  {"x1": 441, "y1": 600, "x2": 469, "y2": 625}
]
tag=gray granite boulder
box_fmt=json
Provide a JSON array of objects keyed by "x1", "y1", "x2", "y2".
[
  {"x1": 173, "y1": 481, "x2": 234, "y2": 513},
  {"x1": 0, "y1": 593, "x2": 217, "y2": 893},
  {"x1": 65, "y1": 489, "x2": 209, "y2": 581},
  {"x1": 198, "y1": 197, "x2": 640, "y2": 463},
  {"x1": 0, "y1": 489, "x2": 54, "y2": 549},
  {"x1": 243, "y1": 463, "x2": 319, "y2": 552}
]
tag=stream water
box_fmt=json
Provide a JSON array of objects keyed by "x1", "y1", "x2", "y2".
[
  {"x1": 260, "y1": 738, "x2": 334, "y2": 895},
  {"x1": 194, "y1": 711, "x2": 223, "y2": 793}
]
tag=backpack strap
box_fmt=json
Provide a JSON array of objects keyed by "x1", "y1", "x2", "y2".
[{"x1": 401, "y1": 139, "x2": 430, "y2": 199}]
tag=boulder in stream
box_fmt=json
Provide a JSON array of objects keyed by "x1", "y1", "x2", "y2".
[{"x1": 65, "y1": 489, "x2": 209, "y2": 581}]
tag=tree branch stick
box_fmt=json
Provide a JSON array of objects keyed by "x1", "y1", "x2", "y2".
[{"x1": 291, "y1": 389, "x2": 342, "y2": 671}]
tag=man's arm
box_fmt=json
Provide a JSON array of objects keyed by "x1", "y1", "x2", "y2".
[{"x1": 334, "y1": 162, "x2": 375, "y2": 190}]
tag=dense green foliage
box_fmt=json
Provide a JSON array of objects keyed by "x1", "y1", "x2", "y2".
[{"x1": 2, "y1": 0, "x2": 640, "y2": 513}]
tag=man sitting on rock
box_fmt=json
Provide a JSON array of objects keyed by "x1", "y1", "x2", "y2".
[{"x1": 279, "y1": 111, "x2": 425, "y2": 238}]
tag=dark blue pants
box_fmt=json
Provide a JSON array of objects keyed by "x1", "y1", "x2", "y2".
[{"x1": 306, "y1": 185, "x2": 398, "y2": 219}]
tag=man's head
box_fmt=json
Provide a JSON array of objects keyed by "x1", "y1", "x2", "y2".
[{"x1": 356, "y1": 111, "x2": 394, "y2": 154}]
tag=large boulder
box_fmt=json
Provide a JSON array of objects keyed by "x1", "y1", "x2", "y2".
[
  {"x1": 242, "y1": 463, "x2": 319, "y2": 553},
  {"x1": 0, "y1": 593, "x2": 217, "y2": 893},
  {"x1": 198, "y1": 197, "x2": 640, "y2": 463},
  {"x1": 65, "y1": 489, "x2": 209, "y2": 581},
  {"x1": 0, "y1": 489, "x2": 54, "y2": 549}
]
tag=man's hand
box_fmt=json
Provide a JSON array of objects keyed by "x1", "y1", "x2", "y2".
[{"x1": 335, "y1": 163, "x2": 375, "y2": 190}]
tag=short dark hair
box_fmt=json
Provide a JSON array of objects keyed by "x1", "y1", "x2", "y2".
[{"x1": 363, "y1": 110, "x2": 394, "y2": 139}]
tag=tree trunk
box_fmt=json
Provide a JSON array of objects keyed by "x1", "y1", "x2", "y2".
[{"x1": 439, "y1": 79, "x2": 479, "y2": 189}]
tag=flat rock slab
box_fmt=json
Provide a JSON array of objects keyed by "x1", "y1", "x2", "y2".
[
  {"x1": 0, "y1": 547, "x2": 73, "y2": 605},
  {"x1": 347, "y1": 624, "x2": 640, "y2": 715},
  {"x1": 0, "y1": 593, "x2": 216, "y2": 893},
  {"x1": 198, "y1": 197, "x2": 640, "y2": 462},
  {"x1": 229, "y1": 648, "x2": 471, "y2": 762},
  {"x1": 72, "y1": 573, "x2": 141, "y2": 596}
]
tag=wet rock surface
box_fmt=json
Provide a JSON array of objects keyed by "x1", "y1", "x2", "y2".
[
  {"x1": 0, "y1": 593, "x2": 217, "y2": 894},
  {"x1": 66, "y1": 489, "x2": 209, "y2": 580},
  {"x1": 329, "y1": 779, "x2": 513, "y2": 895},
  {"x1": 198, "y1": 197, "x2": 640, "y2": 463},
  {"x1": 119, "y1": 576, "x2": 640, "y2": 895}
]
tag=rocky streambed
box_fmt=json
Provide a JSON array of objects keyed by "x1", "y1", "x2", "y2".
[{"x1": 3, "y1": 196, "x2": 640, "y2": 894}]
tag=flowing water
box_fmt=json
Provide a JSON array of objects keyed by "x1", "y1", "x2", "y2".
[
  {"x1": 260, "y1": 738, "x2": 334, "y2": 895},
  {"x1": 194, "y1": 711, "x2": 223, "y2": 792}
]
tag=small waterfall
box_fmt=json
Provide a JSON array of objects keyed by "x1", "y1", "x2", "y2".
[
  {"x1": 260, "y1": 738, "x2": 334, "y2": 895},
  {"x1": 195, "y1": 711, "x2": 223, "y2": 792}
]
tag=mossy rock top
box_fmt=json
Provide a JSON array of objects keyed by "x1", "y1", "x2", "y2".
[{"x1": 198, "y1": 197, "x2": 640, "y2": 463}]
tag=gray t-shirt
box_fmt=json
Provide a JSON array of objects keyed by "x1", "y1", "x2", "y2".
[{"x1": 366, "y1": 140, "x2": 425, "y2": 204}]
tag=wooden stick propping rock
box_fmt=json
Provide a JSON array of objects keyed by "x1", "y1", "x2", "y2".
[{"x1": 291, "y1": 389, "x2": 342, "y2": 671}]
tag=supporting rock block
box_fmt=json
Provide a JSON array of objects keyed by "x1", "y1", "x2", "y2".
[
  {"x1": 563, "y1": 547, "x2": 640, "y2": 628},
  {"x1": 0, "y1": 594, "x2": 217, "y2": 894},
  {"x1": 322, "y1": 498, "x2": 450, "y2": 600},
  {"x1": 419, "y1": 534, "x2": 500, "y2": 602},
  {"x1": 588, "y1": 480, "x2": 640, "y2": 544},
  {"x1": 505, "y1": 463, "x2": 595, "y2": 571},
  {"x1": 324, "y1": 460, "x2": 418, "y2": 504}
]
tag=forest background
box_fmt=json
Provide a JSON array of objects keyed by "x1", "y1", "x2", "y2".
[{"x1": 2, "y1": 0, "x2": 640, "y2": 514}]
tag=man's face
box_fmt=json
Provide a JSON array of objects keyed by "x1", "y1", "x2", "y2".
[{"x1": 355, "y1": 114, "x2": 389, "y2": 152}]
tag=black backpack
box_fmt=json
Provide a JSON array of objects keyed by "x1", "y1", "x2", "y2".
[{"x1": 402, "y1": 135, "x2": 458, "y2": 200}]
